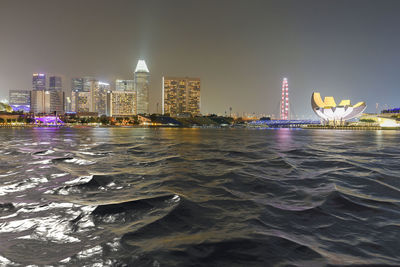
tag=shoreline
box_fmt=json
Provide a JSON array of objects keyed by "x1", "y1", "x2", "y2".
[{"x1": 0, "y1": 124, "x2": 399, "y2": 130}]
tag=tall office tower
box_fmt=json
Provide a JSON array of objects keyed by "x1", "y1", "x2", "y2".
[
  {"x1": 83, "y1": 77, "x2": 96, "y2": 92},
  {"x1": 116, "y1": 80, "x2": 134, "y2": 91},
  {"x1": 77, "y1": 78, "x2": 97, "y2": 112},
  {"x1": 71, "y1": 91, "x2": 92, "y2": 112},
  {"x1": 31, "y1": 90, "x2": 51, "y2": 114},
  {"x1": 116, "y1": 80, "x2": 136, "y2": 114},
  {"x1": 106, "y1": 91, "x2": 136, "y2": 117},
  {"x1": 134, "y1": 60, "x2": 150, "y2": 114},
  {"x1": 49, "y1": 76, "x2": 62, "y2": 91},
  {"x1": 162, "y1": 77, "x2": 201, "y2": 116},
  {"x1": 30, "y1": 90, "x2": 64, "y2": 114},
  {"x1": 71, "y1": 78, "x2": 84, "y2": 92},
  {"x1": 9, "y1": 90, "x2": 31, "y2": 112},
  {"x1": 32, "y1": 73, "x2": 46, "y2": 91},
  {"x1": 50, "y1": 91, "x2": 64, "y2": 114},
  {"x1": 93, "y1": 82, "x2": 110, "y2": 116},
  {"x1": 280, "y1": 78, "x2": 289, "y2": 120}
]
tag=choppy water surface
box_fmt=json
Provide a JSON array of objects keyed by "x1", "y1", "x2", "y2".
[{"x1": 0, "y1": 128, "x2": 400, "y2": 266}]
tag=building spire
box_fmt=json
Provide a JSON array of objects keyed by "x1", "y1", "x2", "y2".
[{"x1": 135, "y1": 60, "x2": 149, "y2": 73}]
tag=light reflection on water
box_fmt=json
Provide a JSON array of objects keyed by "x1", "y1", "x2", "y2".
[{"x1": 0, "y1": 128, "x2": 399, "y2": 266}]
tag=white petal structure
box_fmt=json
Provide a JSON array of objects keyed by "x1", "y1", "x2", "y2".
[{"x1": 311, "y1": 92, "x2": 366, "y2": 123}]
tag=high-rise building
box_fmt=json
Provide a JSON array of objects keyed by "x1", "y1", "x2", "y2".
[
  {"x1": 71, "y1": 78, "x2": 84, "y2": 92},
  {"x1": 116, "y1": 79, "x2": 136, "y2": 114},
  {"x1": 9, "y1": 90, "x2": 31, "y2": 112},
  {"x1": 280, "y1": 78, "x2": 289, "y2": 120},
  {"x1": 134, "y1": 60, "x2": 150, "y2": 114},
  {"x1": 162, "y1": 77, "x2": 201, "y2": 116},
  {"x1": 31, "y1": 90, "x2": 51, "y2": 114},
  {"x1": 49, "y1": 91, "x2": 64, "y2": 114},
  {"x1": 31, "y1": 90, "x2": 64, "y2": 114},
  {"x1": 32, "y1": 73, "x2": 46, "y2": 91},
  {"x1": 93, "y1": 82, "x2": 110, "y2": 116},
  {"x1": 70, "y1": 78, "x2": 108, "y2": 115},
  {"x1": 116, "y1": 80, "x2": 134, "y2": 91},
  {"x1": 83, "y1": 77, "x2": 96, "y2": 92},
  {"x1": 49, "y1": 76, "x2": 62, "y2": 91},
  {"x1": 71, "y1": 91, "x2": 92, "y2": 113},
  {"x1": 106, "y1": 91, "x2": 136, "y2": 117}
]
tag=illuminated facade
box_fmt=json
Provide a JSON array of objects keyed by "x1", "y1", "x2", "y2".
[
  {"x1": 116, "y1": 80, "x2": 134, "y2": 92},
  {"x1": 31, "y1": 90, "x2": 50, "y2": 114},
  {"x1": 32, "y1": 73, "x2": 46, "y2": 91},
  {"x1": 71, "y1": 78, "x2": 84, "y2": 92},
  {"x1": 116, "y1": 80, "x2": 136, "y2": 114},
  {"x1": 83, "y1": 77, "x2": 96, "y2": 92},
  {"x1": 9, "y1": 90, "x2": 31, "y2": 112},
  {"x1": 162, "y1": 77, "x2": 200, "y2": 116},
  {"x1": 311, "y1": 92, "x2": 366, "y2": 124},
  {"x1": 280, "y1": 78, "x2": 289, "y2": 120},
  {"x1": 106, "y1": 91, "x2": 136, "y2": 117},
  {"x1": 71, "y1": 91, "x2": 92, "y2": 113},
  {"x1": 31, "y1": 90, "x2": 64, "y2": 114},
  {"x1": 93, "y1": 82, "x2": 109, "y2": 115},
  {"x1": 134, "y1": 60, "x2": 150, "y2": 114}
]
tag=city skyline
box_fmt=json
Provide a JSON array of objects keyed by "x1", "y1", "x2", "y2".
[{"x1": 2, "y1": 0, "x2": 400, "y2": 116}]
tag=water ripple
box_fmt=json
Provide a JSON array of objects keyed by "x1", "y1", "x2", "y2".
[{"x1": 0, "y1": 128, "x2": 400, "y2": 265}]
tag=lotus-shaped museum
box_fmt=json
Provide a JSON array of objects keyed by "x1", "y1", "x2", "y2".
[{"x1": 311, "y1": 92, "x2": 366, "y2": 123}]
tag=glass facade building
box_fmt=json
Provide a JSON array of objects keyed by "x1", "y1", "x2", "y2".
[
  {"x1": 32, "y1": 73, "x2": 46, "y2": 91},
  {"x1": 49, "y1": 76, "x2": 62, "y2": 91},
  {"x1": 162, "y1": 77, "x2": 200, "y2": 116},
  {"x1": 116, "y1": 80, "x2": 134, "y2": 92},
  {"x1": 71, "y1": 78, "x2": 84, "y2": 92}
]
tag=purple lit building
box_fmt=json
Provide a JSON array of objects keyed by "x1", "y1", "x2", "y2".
[
  {"x1": 9, "y1": 90, "x2": 31, "y2": 112},
  {"x1": 35, "y1": 116, "x2": 64, "y2": 125}
]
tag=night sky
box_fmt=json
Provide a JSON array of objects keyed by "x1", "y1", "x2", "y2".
[{"x1": 1, "y1": 0, "x2": 400, "y2": 117}]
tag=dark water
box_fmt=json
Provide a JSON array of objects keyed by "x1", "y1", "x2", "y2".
[{"x1": 0, "y1": 128, "x2": 399, "y2": 266}]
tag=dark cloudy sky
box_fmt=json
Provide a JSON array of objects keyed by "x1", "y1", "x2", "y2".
[{"x1": 1, "y1": 0, "x2": 400, "y2": 117}]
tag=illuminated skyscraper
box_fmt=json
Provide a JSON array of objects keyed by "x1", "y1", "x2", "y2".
[
  {"x1": 83, "y1": 77, "x2": 96, "y2": 93},
  {"x1": 280, "y1": 78, "x2": 289, "y2": 120},
  {"x1": 134, "y1": 60, "x2": 150, "y2": 114},
  {"x1": 106, "y1": 91, "x2": 136, "y2": 117},
  {"x1": 48, "y1": 76, "x2": 64, "y2": 114},
  {"x1": 49, "y1": 91, "x2": 64, "y2": 114},
  {"x1": 116, "y1": 80, "x2": 134, "y2": 91},
  {"x1": 49, "y1": 76, "x2": 62, "y2": 91},
  {"x1": 32, "y1": 73, "x2": 46, "y2": 91},
  {"x1": 70, "y1": 78, "x2": 108, "y2": 115},
  {"x1": 9, "y1": 90, "x2": 31, "y2": 112},
  {"x1": 31, "y1": 90, "x2": 64, "y2": 114},
  {"x1": 93, "y1": 82, "x2": 110, "y2": 115},
  {"x1": 116, "y1": 79, "x2": 136, "y2": 114},
  {"x1": 162, "y1": 77, "x2": 201, "y2": 116},
  {"x1": 71, "y1": 91, "x2": 92, "y2": 113},
  {"x1": 71, "y1": 78, "x2": 84, "y2": 92},
  {"x1": 31, "y1": 90, "x2": 50, "y2": 114}
]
